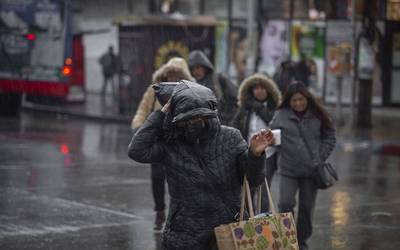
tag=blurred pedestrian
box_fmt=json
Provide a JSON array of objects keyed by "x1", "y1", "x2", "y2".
[
  {"x1": 269, "y1": 82, "x2": 336, "y2": 250},
  {"x1": 128, "y1": 80, "x2": 274, "y2": 249},
  {"x1": 131, "y1": 57, "x2": 194, "y2": 232},
  {"x1": 231, "y1": 73, "x2": 281, "y2": 211},
  {"x1": 98, "y1": 46, "x2": 119, "y2": 98},
  {"x1": 294, "y1": 53, "x2": 312, "y2": 88},
  {"x1": 188, "y1": 50, "x2": 238, "y2": 125},
  {"x1": 273, "y1": 59, "x2": 298, "y2": 95}
]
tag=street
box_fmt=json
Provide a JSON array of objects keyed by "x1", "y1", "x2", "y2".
[{"x1": 0, "y1": 111, "x2": 400, "y2": 250}]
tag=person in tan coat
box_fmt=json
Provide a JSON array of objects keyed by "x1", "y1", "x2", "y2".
[
  {"x1": 131, "y1": 57, "x2": 193, "y2": 129},
  {"x1": 131, "y1": 57, "x2": 194, "y2": 232}
]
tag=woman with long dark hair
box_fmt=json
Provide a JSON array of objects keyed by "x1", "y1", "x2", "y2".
[{"x1": 269, "y1": 82, "x2": 336, "y2": 250}]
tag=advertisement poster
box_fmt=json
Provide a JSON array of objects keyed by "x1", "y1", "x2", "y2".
[
  {"x1": 325, "y1": 21, "x2": 383, "y2": 105},
  {"x1": 290, "y1": 21, "x2": 325, "y2": 97},
  {"x1": 229, "y1": 20, "x2": 247, "y2": 86},
  {"x1": 258, "y1": 20, "x2": 289, "y2": 76},
  {"x1": 387, "y1": 0, "x2": 400, "y2": 21},
  {"x1": 214, "y1": 19, "x2": 247, "y2": 86},
  {"x1": 214, "y1": 21, "x2": 229, "y2": 75},
  {"x1": 324, "y1": 21, "x2": 353, "y2": 104}
]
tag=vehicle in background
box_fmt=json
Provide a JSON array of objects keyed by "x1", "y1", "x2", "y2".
[{"x1": 0, "y1": 0, "x2": 85, "y2": 116}]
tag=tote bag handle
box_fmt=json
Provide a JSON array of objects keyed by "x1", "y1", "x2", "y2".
[{"x1": 239, "y1": 176, "x2": 255, "y2": 221}]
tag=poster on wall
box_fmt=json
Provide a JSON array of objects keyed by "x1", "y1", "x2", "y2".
[
  {"x1": 229, "y1": 20, "x2": 247, "y2": 86},
  {"x1": 258, "y1": 20, "x2": 289, "y2": 77},
  {"x1": 387, "y1": 0, "x2": 400, "y2": 21},
  {"x1": 290, "y1": 21, "x2": 326, "y2": 97},
  {"x1": 325, "y1": 21, "x2": 383, "y2": 105},
  {"x1": 325, "y1": 21, "x2": 353, "y2": 104},
  {"x1": 215, "y1": 20, "x2": 248, "y2": 86},
  {"x1": 214, "y1": 21, "x2": 229, "y2": 75}
]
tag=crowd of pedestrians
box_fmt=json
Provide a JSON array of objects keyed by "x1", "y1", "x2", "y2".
[{"x1": 128, "y1": 50, "x2": 336, "y2": 250}]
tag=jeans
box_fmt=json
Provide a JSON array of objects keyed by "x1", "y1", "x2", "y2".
[{"x1": 278, "y1": 174, "x2": 318, "y2": 247}]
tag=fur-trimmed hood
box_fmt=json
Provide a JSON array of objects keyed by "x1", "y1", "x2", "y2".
[
  {"x1": 152, "y1": 57, "x2": 194, "y2": 83},
  {"x1": 238, "y1": 73, "x2": 281, "y2": 107}
]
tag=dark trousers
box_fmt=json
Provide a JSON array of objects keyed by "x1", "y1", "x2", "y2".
[
  {"x1": 151, "y1": 162, "x2": 166, "y2": 212},
  {"x1": 101, "y1": 74, "x2": 115, "y2": 97},
  {"x1": 278, "y1": 174, "x2": 318, "y2": 247}
]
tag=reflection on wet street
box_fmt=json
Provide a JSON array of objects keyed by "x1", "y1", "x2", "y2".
[{"x1": 0, "y1": 112, "x2": 399, "y2": 250}]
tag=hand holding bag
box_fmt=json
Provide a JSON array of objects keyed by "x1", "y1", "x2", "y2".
[
  {"x1": 296, "y1": 124, "x2": 338, "y2": 189},
  {"x1": 214, "y1": 177, "x2": 299, "y2": 250}
]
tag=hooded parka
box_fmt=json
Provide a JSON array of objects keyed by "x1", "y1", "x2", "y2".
[
  {"x1": 128, "y1": 81, "x2": 265, "y2": 249},
  {"x1": 232, "y1": 74, "x2": 281, "y2": 140},
  {"x1": 188, "y1": 50, "x2": 238, "y2": 125}
]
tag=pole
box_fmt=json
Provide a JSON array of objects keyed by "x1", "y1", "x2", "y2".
[
  {"x1": 127, "y1": 0, "x2": 133, "y2": 14},
  {"x1": 246, "y1": 0, "x2": 257, "y2": 76},
  {"x1": 350, "y1": 0, "x2": 357, "y2": 127},
  {"x1": 288, "y1": 0, "x2": 294, "y2": 60},
  {"x1": 356, "y1": 2, "x2": 374, "y2": 129},
  {"x1": 336, "y1": 75, "x2": 343, "y2": 125},
  {"x1": 227, "y1": 0, "x2": 233, "y2": 75},
  {"x1": 199, "y1": 0, "x2": 205, "y2": 15}
]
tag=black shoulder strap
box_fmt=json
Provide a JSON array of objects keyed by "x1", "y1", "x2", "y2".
[{"x1": 296, "y1": 123, "x2": 315, "y2": 161}]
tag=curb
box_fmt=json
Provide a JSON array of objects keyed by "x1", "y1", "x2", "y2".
[{"x1": 22, "y1": 102, "x2": 131, "y2": 124}]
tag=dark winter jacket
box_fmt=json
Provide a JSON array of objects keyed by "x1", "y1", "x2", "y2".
[
  {"x1": 128, "y1": 81, "x2": 265, "y2": 250},
  {"x1": 188, "y1": 50, "x2": 238, "y2": 125},
  {"x1": 231, "y1": 74, "x2": 282, "y2": 140},
  {"x1": 269, "y1": 108, "x2": 336, "y2": 177},
  {"x1": 273, "y1": 61, "x2": 298, "y2": 94}
]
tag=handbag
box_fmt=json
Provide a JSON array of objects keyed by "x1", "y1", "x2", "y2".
[
  {"x1": 214, "y1": 177, "x2": 299, "y2": 250},
  {"x1": 296, "y1": 124, "x2": 338, "y2": 189},
  {"x1": 313, "y1": 162, "x2": 338, "y2": 189}
]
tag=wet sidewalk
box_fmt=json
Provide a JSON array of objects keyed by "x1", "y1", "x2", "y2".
[
  {"x1": 22, "y1": 92, "x2": 400, "y2": 155},
  {"x1": 2, "y1": 93, "x2": 399, "y2": 250}
]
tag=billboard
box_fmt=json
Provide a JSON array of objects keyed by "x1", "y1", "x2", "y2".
[
  {"x1": 290, "y1": 21, "x2": 325, "y2": 97},
  {"x1": 258, "y1": 20, "x2": 289, "y2": 77}
]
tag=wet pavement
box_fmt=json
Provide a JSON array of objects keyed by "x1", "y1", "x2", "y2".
[{"x1": 0, "y1": 111, "x2": 400, "y2": 250}]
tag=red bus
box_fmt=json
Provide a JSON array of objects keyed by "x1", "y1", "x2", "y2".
[{"x1": 0, "y1": 0, "x2": 85, "y2": 115}]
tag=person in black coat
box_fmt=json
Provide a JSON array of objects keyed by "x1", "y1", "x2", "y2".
[
  {"x1": 128, "y1": 81, "x2": 274, "y2": 250},
  {"x1": 188, "y1": 50, "x2": 238, "y2": 125}
]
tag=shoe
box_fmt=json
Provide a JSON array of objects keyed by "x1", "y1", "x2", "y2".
[
  {"x1": 299, "y1": 243, "x2": 309, "y2": 250},
  {"x1": 154, "y1": 210, "x2": 166, "y2": 233}
]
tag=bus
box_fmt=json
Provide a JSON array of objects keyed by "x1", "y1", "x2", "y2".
[{"x1": 0, "y1": 0, "x2": 84, "y2": 115}]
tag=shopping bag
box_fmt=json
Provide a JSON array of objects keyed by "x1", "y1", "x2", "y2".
[{"x1": 215, "y1": 177, "x2": 299, "y2": 250}]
